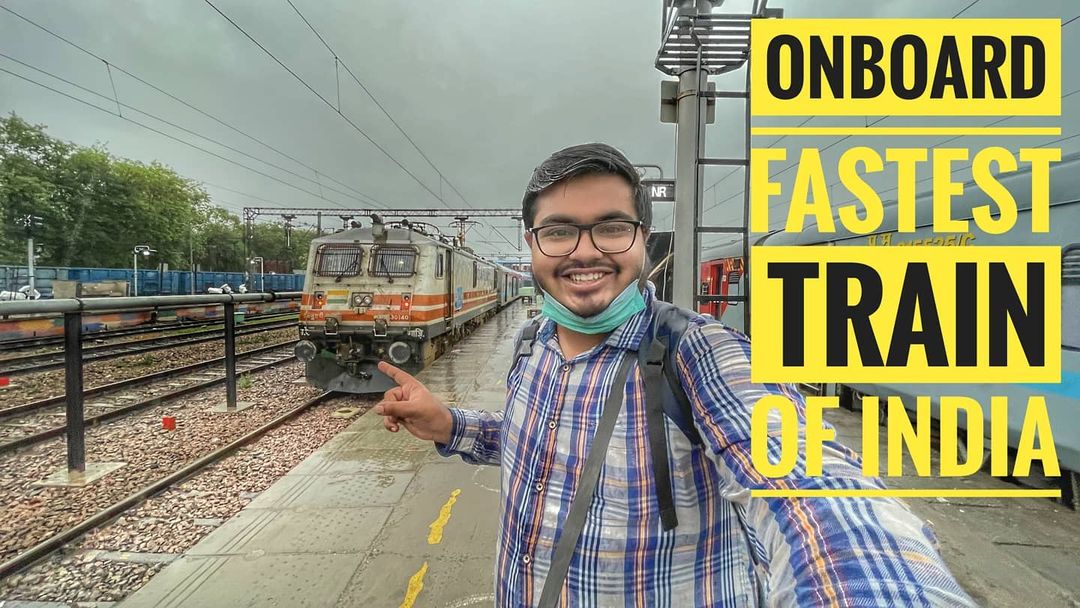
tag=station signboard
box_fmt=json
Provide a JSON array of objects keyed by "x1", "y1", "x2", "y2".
[{"x1": 643, "y1": 179, "x2": 675, "y2": 202}]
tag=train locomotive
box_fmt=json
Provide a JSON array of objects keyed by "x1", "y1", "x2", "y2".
[
  {"x1": 699, "y1": 152, "x2": 1080, "y2": 502},
  {"x1": 294, "y1": 215, "x2": 524, "y2": 393}
]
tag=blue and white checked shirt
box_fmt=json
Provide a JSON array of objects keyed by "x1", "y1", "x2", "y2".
[{"x1": 438, "y1": 284, "x2": 974, "y2": 607}]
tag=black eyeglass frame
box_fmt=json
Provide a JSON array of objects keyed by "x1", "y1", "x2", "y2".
[{"x1": 527, "y1": 220, "x2": 644, "y2": 257}]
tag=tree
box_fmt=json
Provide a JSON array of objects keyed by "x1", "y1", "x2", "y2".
[
  {"x1": 0, "y1": 114, "x2": 68, "y2": 265},
  {"x1": 1, "y1": 113, "x2": 233, "y2": 271}
]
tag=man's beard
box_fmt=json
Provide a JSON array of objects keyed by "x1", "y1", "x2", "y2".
[{"x1": 534, "y1": 258, "x2": 648, "y2": 318}]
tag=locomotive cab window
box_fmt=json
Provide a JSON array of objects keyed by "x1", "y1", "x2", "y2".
[
  {"x1": 370, "y1": 245, "x2": 418, "y2": 278},
  {"x1": 314, "y1": 244, "x2": 364, "y2": 278},
  {"x1": 436, "y1": 252, "x2": 445, "y2": 279}
]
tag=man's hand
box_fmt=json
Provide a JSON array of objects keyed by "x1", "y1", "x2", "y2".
[{"x1": 374, "y1": 361, "x2": 454, "y2": 444}]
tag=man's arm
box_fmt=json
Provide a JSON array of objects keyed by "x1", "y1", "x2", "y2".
[
  {"x1": 435, "y1": 408, "x2": 504, "y2": 466},
  {"x1": 675, "y1": 322, "x2": 976, "y2": 607},
  {"x1": 375, "y1": 361, "x2": 502, "y2": 466}
]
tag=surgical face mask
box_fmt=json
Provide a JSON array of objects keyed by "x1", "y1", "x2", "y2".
[
  {"x1": 540, "y1": 242, "x2": 650, "y2": 334},
  {"x1": 541, "y1": 280, "x2": 646, "y2": 334}
]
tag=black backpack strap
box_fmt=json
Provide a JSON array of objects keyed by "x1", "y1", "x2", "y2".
[
  {"x1": 650, "y1": 301, "x2": 702, "y2": 446},
  {"x1": 514, "y1": 318, "x2": 541, "y2": 362},
  {"x1": 638, "y1": 331, "x2": 679, "y2": 532},
  {"x1": 538, "y1": 351, "x2": 636, "y2": 608}
]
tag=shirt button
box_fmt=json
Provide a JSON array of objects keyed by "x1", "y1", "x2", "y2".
[
  {"x1": 561, "y1": 364, "x2": 570, "y2": 372},
  {"x1": 535, "y1": 481, "x2": 544, "y2": 492},
  {"x1": 522, "y1": 555, "x2": 532, "y2": 564},
  {"x1": 547, "y1": 420, "x2": 557, "y2": 430}
]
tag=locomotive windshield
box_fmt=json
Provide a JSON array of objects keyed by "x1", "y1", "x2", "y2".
[
  {"x1": 314, "y1": 244, "x2": 365, "y2": 279},
  {"x1": 370, "y1": 246, "x2": 418, "y2": 278}
]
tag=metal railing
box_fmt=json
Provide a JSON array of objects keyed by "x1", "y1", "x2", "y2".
[{"x1": 0, "y1": 292, "x2": 301, "y2": 474}]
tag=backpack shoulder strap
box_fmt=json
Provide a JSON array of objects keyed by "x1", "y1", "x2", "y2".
[
  {"x1": 649, "y1": 300, "x2": 703, "y2": 446},
  {"x1": 637, "y1": 300, "x2": 704, "y2": 532},
  {"x1": 514, "y1": 317, "x2": 542, "y2": 362}
]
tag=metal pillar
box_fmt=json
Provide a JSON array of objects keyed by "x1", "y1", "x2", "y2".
[
  {"x1": 190, "y1": 230, "x2": 196, "y2": 295},
  {"x1": 673, "y1": 50, "x2": 706, "y2": 309},
  {"x1": 26, "y1": 236, "x2": 35, "y2": 295},
  {"x1": 224, "y1": 300, "x2": 237, "y2": 410},
  {"x1": 316, "y1": 211, "x2": 323, "y2": 237},
  {"x1": 63, "y1": 311, "x2": 85, "y2": 473},
  {"x1": 657, "y1": 0, "x2": 774, "y2": 330}
]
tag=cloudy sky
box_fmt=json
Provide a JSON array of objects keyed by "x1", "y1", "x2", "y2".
[{"x1": 2, "y1": 0, "x2": 1077, "y2": 258}]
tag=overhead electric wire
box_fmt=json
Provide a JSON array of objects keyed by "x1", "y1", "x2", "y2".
[
  {"x1": 284, "y1": 0, "x2": 475, "y2": 210},
  {"x1": 480, "y1": 223, "x2": 523, "y2": 252},
  {"x1": 0, "y1": 52, "x2": 386, "y2": 210},
  {"x1": 952, "y1": 0, "x2": 982, "y2": 18},
  {"x1": 200, "y1": 181, "x2": 299, "y2": 209},
  {"x1": 0, "y1": 66, "x2": 363, "y2": 211},
  {"x1": 0, "y1": 4, "x2": 376, "y2": 206},
  {"x1": 203, "y1": 0, "x2": 448, "y2": 205}
]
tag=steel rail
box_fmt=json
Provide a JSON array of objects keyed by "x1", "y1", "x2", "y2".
[
  {"x1": 0, "y1": 390, "x2": 338, "y2": 578},
  {"x1": 0, "y1": 319, "x2": 297, "y2": 376},
  {"x1": 0, "y1": 342, "x2": 298, "y2": 454}
]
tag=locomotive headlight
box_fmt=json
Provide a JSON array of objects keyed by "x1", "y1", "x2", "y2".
[
  {"x1": 387, "y1": 341, "x2": 412, "y2": 365},
  {"x1": 362, "y1": 295, "x2": 373, "y2": 306},
  {"x1": 352, "y1": 292, "x2": 374, "y2": 307},
  {"x1": 295, "y1": 340, "x2": 318, "y2": 363}
]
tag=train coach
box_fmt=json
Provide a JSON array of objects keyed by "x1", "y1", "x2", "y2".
[
  {"x1": 294, "y1": 216, "x2": 524, "y2": 393},
  {"x1": 700, "y1": 151, "x2": 1080, "y2": 500}
]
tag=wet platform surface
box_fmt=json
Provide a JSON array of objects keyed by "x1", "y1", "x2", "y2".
[
  {"x1": 120, "y1": 305, "x2": 526, "y2": 608},
  {"x1": 121, "y1": 302, "x2": 1080, "y2": 607}
]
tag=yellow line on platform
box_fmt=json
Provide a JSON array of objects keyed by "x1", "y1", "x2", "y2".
[
  {"x1": 400, "y1": 561, "x2": 429, "y2": 608},
  {"x1": 751, "y1": 488, "x2": 1062, "y2": 498},
  {"x1": 428, "y1": 488, "x2": 462, "y2": 545},
  {"x1": 750, "y1": 126, "x2": 1061, "y2": 136}
]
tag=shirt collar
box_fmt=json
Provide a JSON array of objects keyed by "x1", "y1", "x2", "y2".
[{"x1": 536, "y1": 281, "x2": 657, "y2": 353}]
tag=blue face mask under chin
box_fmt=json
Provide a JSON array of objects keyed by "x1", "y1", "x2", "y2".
[{"x1": 541, "y1": 280, "x2": 646, "y2": 334}]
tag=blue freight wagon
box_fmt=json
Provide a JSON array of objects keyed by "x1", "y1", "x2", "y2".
[{"x1": 0, "y1": 265, "x2": 304, "y2": 298}]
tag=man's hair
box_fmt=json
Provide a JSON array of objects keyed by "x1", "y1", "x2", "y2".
[{"x1": 521, "y1": 143, "x2": 651, "y2": 230}]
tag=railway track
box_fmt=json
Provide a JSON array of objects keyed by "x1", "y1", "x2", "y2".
[
  {"x1": 0, "y1": 341, "x2": 299, "y2": 454},
  {"x1": 0, "y1": 311, "x2": 297, "y2": 354},
  {"x1": 0, "y1": 390, "x2": 338, "y2": 579},
  {"x1": 0, "y1": 318, "x2": 297, "y2": 377}
]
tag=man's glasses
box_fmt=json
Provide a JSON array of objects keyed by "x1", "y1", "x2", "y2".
[{"x1": 528, "y1": 220, "x2": 643, "y2": 257}]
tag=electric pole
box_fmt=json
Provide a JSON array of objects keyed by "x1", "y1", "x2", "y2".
[{"x1": 17, "y1": 215, "x2": 43, "y2": 295}]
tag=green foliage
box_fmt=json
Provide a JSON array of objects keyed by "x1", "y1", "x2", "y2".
[
  {"x1": 0, "y1": 113, "x2": 316, "y2": 273},
  {"x1": 237, "y1": 373, "x2": 254, "y2": 390}
]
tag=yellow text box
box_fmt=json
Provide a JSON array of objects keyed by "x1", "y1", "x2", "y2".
[
  {"x1": 749, "y1": 246, "x2": 1061, "y2": 383},
  {"x1": 750, "y1": 19, "x2": 1061, "y2": 116}
]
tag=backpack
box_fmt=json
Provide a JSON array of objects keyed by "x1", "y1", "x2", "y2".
[{"x1": 512, "y1": 299, "x2": 702, "y2": 531}]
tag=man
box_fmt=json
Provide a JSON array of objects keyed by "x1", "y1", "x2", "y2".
[{"x1": 375, "y1": 143, "x2": 974, "y2": 607}]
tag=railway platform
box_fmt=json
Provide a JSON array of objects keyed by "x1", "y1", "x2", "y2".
[
  {"x1": 118, "y1": 302, "x2": 1080, "y2": 608},
  {"x1": 117, "y1": 304, "x2": 525, "y2": 608}
]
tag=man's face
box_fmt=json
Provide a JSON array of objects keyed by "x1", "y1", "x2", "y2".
[{"x1": 526, "y1": 174, "x2": 648, "y2": 318}]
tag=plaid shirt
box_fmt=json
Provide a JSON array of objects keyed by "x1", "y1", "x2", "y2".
[{"x1": 439, "y1": 285, "x2": 974, "y2": 607}]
